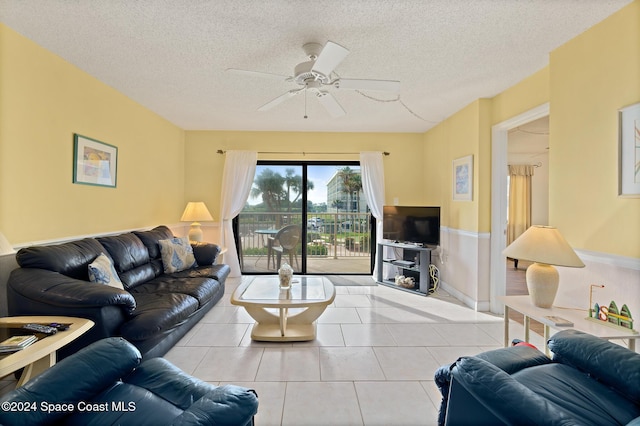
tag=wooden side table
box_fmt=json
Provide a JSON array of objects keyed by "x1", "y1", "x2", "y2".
[{"x1": 0, "y1": 316, "x2": 94, "y2": 387}]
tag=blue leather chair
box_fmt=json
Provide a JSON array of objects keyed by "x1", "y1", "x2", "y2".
[
  {"x1": 435, "y1": 329, "x2": 640, "y2": 425},
  {"x1": 0, "y1": 337, "x2": 258, "y2": 425}
]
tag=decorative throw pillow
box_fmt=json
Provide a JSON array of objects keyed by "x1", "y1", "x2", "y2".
[
  {"x1": 88, "y1": 253, "x2": 124, "y2": 290},
  {"x1": 159, "y1": 236, "x2": 196, "y2": 273}
]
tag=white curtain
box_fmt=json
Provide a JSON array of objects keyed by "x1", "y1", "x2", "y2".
[
  {"x1": 507, "y1": 164, "x2": 534, "y2": 246},
  {"x1": 220, "y1": 151, "x2": 257, "y2": 277},
  {"x1": 360, "y1": 152, "x2": 385, "y2": 279}
]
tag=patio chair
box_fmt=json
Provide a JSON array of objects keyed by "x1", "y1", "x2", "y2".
[{"x1": 269, "y1": 224, "x2": 301, "y2": 270}]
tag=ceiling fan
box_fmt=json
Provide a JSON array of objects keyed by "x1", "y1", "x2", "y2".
[{"x1": 227, "y1": 41, "x2": 400, "y2": 118}]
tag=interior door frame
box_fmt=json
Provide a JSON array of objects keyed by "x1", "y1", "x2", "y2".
[{"x1": 489, "y1": 103, "x2": 549, "y2": 314}]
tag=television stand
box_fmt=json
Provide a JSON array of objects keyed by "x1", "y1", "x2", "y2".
[{"x1": 376, "y1": 242, "x2": 433, "y2": 296}]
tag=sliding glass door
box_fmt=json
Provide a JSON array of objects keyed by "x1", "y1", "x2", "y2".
[{"x1": 236, "y1": 161, "x2": 373, "y2": 275}]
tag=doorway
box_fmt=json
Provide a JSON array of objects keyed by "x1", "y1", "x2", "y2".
[
  {"x1": 236, "y1": 161, "x2": 373, "y2": 275},
  {"x1": 490, "y1": 103, "x2": 549, "y2": 314}
]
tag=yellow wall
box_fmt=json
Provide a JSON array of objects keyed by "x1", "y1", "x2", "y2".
[
  {"x1": 0, "y1": 25, "x2": 185, "y2": 244},
  {"x1": 421, "y1": 0, "x2": 639, "y2": 260},
  {"x1": 491, "y1": 66, "x2": 550, "y2": 125},
  {"x1": 549, "y1": 0, "x2": 639, "y2": 258},
  {"x1": 184, "y1": 131, "x2": 425, "y2": 218},
  {"x1": 422, "y1": 99, "x2": 493, "y2": 232}
]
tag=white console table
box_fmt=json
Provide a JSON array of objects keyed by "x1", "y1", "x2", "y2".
[{"x1": 499, "y1": 295, "x2": 638, "y2": 355}]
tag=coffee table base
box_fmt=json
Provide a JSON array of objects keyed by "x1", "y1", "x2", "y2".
[
  {"x1": 244, "y1": 305, "x2": 325, "y2": 342},
  {"x1": 251, "y1": 322, "x2": 317, "y2": 342}
]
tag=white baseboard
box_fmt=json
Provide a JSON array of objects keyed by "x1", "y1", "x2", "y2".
[{"x1": 439, "y1": 280, "x2": 491, "y2": 312}]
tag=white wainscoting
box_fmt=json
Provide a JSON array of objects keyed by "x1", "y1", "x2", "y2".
[
  {"x1": 555, "y1": 250, "x2": 640, "y2": 326},
  {"x1": 435, "y1": 226, "x2": 491, "y2": 312},
  {"x1": 435, "y1": 226, "x2": 639, "y2": 322}
]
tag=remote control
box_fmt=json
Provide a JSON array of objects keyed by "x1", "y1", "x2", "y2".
[
  {"x1": 49, "y1": 323, "x2": 69, "y2": 331},
  {"x1": 22, "y1": 323, "x2": 58, "y2": 335}
]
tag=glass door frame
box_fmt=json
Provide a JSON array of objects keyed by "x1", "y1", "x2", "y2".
[{"x1": 234, "y1": 160, "x2": 376, "y2": 275}]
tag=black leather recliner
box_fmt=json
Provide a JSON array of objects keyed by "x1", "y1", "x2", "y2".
[
  {"x1": 0, "y1": 337, "x2": 258, "y2": 426},
  {"x1": 7, "y1": 226, "x2": 230, "y2": 359},
  {"x1": 435, "y1": 329, "x2": 640, "y2": 425}
]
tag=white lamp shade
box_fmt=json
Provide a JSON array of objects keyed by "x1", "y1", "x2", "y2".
[
  {"x1": 181, "y1": 202, "x2": 213, "y2": 222},
  {"x1": 502, "y1": 225, "x2": 584, "y2": 268}
]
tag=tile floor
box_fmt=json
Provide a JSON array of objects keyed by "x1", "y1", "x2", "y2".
[{"x1": 164, "y1": 276, "x2": 548, "y2": 426}]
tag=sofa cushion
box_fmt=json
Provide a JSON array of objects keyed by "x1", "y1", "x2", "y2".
[
  {"x1": 131, "y1": 276, "x2": 221, "y2": 308},
  {"x1": 120, "y1": 293, "x2": 199, "y2": 341},
  {"x1": 88, "y1": 253, "x2": 124, "y2": 290},
  {"x1": 98, "y1": 233, "x2": 150, "y2": 273},
  {"x1": 15, "y1": 238, "x2": 105, "y2": 280},
  {"x1": 513, "y1": 363, "x2": 640, "y2": 425},
  {"x1": 134, "y1": 226, "x2": 174, "y2": 260},
  {"x1": 159, "y1": 236, "x2": 195, "y2": 273}
]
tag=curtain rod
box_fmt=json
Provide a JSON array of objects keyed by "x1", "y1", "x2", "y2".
[
  {"x1": 216, "y1": 149, "x2": 389, "y2": 156},
  {"x1": 508, "y1": 162, "x2": 542, "y2": 168}
]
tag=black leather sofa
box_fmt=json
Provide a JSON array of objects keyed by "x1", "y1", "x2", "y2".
[
  {"x1": 7, "y1": 226, "x2": 230, "y2": 360},
  {"x1": 435, "y1": 329, "x2": 640, "y2": 426},
  {"x1": 0, "y1": 337, "x2": 258, "y2": 425}
]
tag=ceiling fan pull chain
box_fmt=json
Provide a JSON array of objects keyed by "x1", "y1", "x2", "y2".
[{"x1": 304, "y1": 85, "x2": 308, "y2": 119}]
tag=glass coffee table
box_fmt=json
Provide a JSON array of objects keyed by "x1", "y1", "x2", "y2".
[{"x1": 231, "y1": 276, "x2": 335, "y2": 342}]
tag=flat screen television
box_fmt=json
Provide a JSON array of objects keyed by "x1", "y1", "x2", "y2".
[{"x1": 383, "y1": 206, "x2": 440, "y2": 246}]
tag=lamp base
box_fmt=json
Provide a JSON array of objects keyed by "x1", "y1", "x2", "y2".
[
  {"x1": 188, "y1": 222, "x2": 203, "y2": 243},
  {"x1": 526, "y1": 263, "x2": 559, "y2": 308}
]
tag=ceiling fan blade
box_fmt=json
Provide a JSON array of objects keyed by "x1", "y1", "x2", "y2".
[
  {"x1": 226, "y1": 68, "x2": 292, "y2": 81},
  {"x1": 316, "y1": 91, "x2": 346, "y2": 118},
  {"x1": 258, "y1": 89, "x2": 303, "y2": 111},
  {"x1": 336, "y1": 78, "x2": 401, "y2": 94},
  {"x1": 311, "y1": 41, "x2": 350, "y2": 77}
]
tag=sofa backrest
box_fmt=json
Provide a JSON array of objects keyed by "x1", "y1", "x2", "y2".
[
  {"x1": 13, "y1": 226, "x2": 177, "y2": 291},
  {"x1": 15, "y1": 238, "x2": 105, "y2": 280},
  {"x1": 133, "y1": 225, "x2": 174, "y2": 275},
  {"x1": 97, "y1": 233, "x2": 155, "y2": 290},
  {"x1": 548, "y1": 329, "x2": 640, "y2": 405}
]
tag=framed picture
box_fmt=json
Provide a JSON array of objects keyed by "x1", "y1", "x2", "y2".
[
  {"x1": 73, "y1": 134, "x2": 118, "y2": 188},
  {"x1": 453, "y1": 155, "x2": 473, "y2": 201},
  {"x1": 619, "y1": 102, "x2": 640, "y2": 197}
]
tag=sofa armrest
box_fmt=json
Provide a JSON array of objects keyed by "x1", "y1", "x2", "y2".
[
  {"x1": 446, "y1": 356, "x2": 575, "y2": 426},
  {"x1": 8, "y1": 268, "x2": 136, "y2": 312},
  {"x1": 125, "y1": 358, "x2": 258, "y2": 426},
  {"x1": 170, "y1": 385, "x2": 258, "y2": 426},
  {"x1": 0, "y1": 338, "x2": 141, "y2": 426},
  {"x1": 191, "y1": 242, "x2": 221, "y2": 266},
  {"x1": 474, "y1": 344, "x2": 551, "y2": 373},
  {"x1": 435, "y1": 346, "x2": 550, "y2": 425},
  {"x1": 125, "y1": 357, "x2": 222, "y2": 408}
]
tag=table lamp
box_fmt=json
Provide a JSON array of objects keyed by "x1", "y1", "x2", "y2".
[
  {"x1": 181, "y1": 202, "x2": 213, "y2": 242},
  {"x1": 503, "y1": 225, "x2": 584, "y2": 308}
]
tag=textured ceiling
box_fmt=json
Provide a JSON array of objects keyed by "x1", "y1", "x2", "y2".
[{"x1": 0, "y1": 0, "x2": 632, "y2": 133}]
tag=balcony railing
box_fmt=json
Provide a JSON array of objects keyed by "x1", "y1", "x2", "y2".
[{"x1": 237, "y1": 212, "x2": 372, "y2": 272}]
